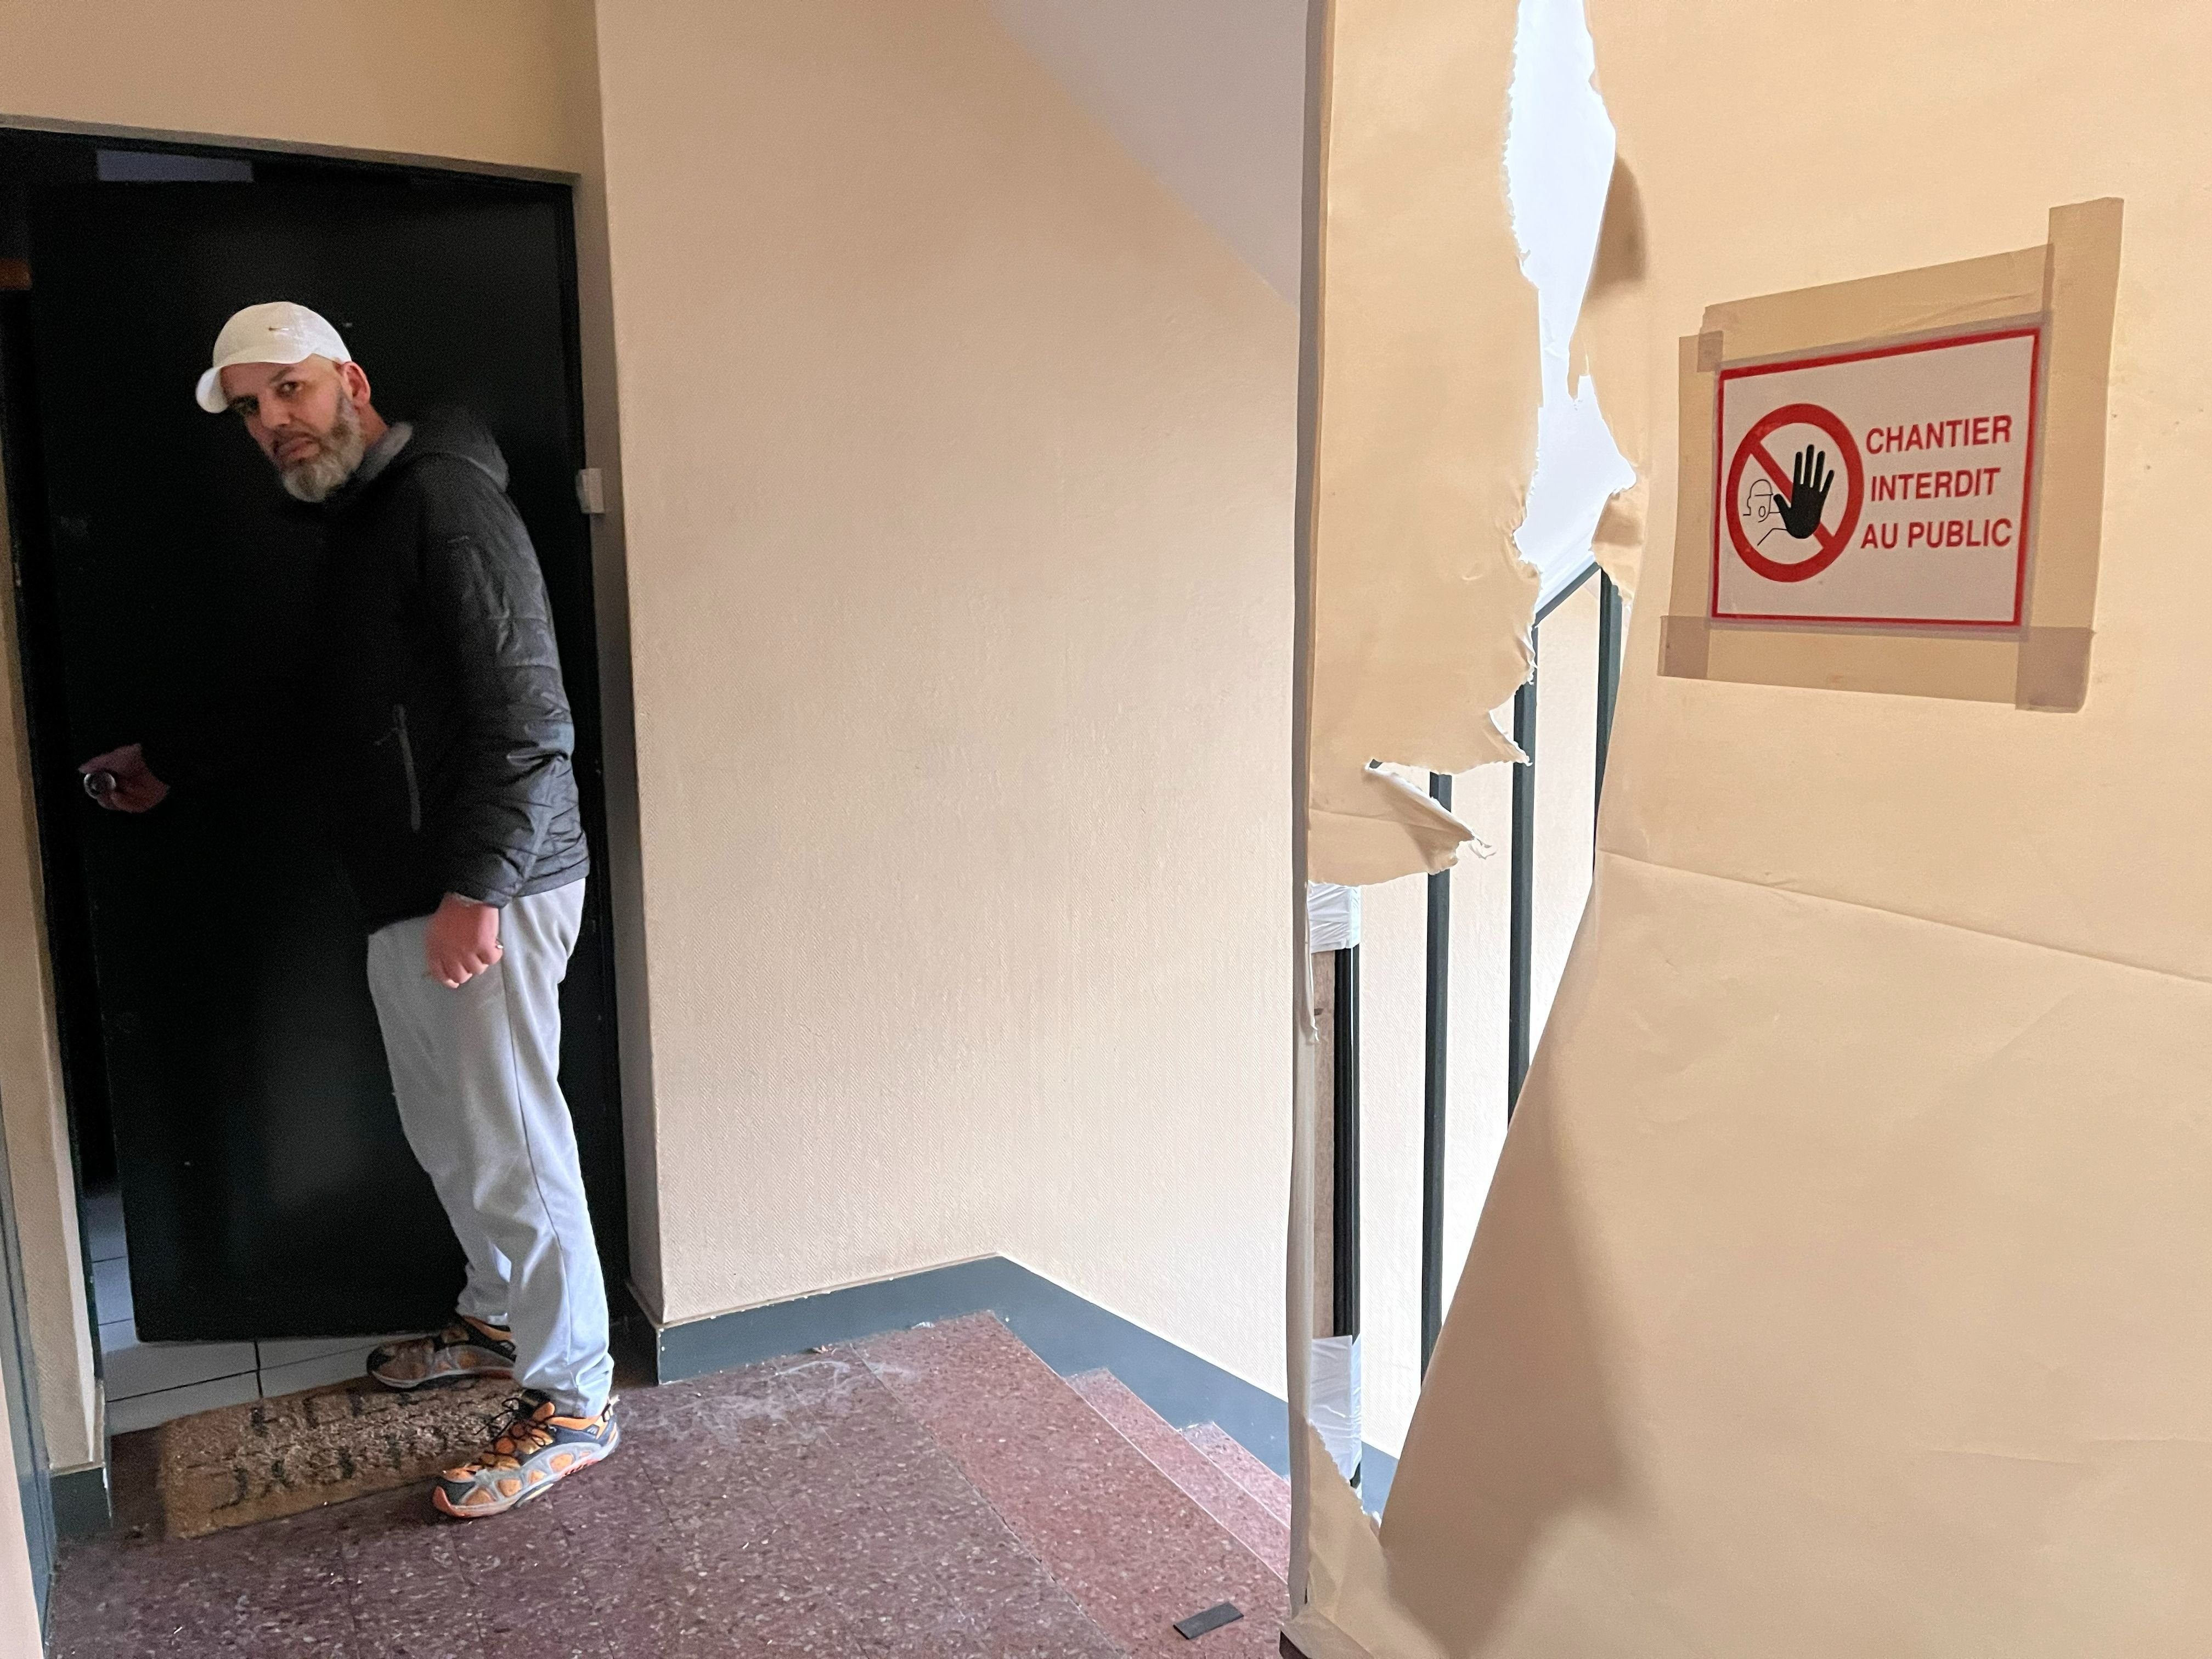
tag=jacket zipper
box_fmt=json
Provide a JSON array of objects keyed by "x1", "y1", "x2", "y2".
[{"x1": 392, "y1": 703, "x2": 422, "y2": 833}]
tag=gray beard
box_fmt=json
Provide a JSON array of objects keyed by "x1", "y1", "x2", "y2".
[{"x1": 277, "y1": 392, "x2": 367, "y2": 503}]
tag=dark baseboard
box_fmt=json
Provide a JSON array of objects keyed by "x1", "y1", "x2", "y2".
[
  {"x1": 644, "y1": 1254, "x2": 1396, "y2": 1509},
  {"x1": 50, "y1": 1460, "x2": 111, "y2": 1538}
]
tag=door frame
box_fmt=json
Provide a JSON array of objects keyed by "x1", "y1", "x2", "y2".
[
  {"x1": 0, "y1": 1082, "x2": 55, "y2": 1633},
  {"x1": 0, "y1": 114, "x2": 642, "y2": 1505}
]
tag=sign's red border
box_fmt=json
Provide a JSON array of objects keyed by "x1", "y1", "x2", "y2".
[{"x1": 1708, "y1": 326, "x2": 2042, "y2": 628}]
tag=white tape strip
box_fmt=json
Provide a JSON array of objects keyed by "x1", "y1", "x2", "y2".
[
  {"x1": 1306, "y1": 884, "x2": 1362, "y2": 953},
  {"x1": 1308, "y1": 1333, "x2": 1363, "y2": 1483}
]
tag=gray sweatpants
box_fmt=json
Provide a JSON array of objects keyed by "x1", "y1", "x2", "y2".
[{"x1": 364, "y1": 880, "x2": 613, "y2": 1416}]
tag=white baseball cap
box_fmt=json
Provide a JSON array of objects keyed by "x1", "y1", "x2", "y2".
[{"x1": 194, "y1": 301, "x2": 352, "y2": 413}]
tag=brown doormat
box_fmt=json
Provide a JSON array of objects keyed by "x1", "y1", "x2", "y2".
[{"x1": 154, "y1": 1375, "x2": 514, "y2": 1539}]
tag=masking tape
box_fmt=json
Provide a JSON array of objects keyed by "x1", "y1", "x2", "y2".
[
  {"x1": 2013, "y1": 625, "x2": 2094, "y2": 712},
  {"x1": 2025, "y1": 199, "x2": 2123, "y2": 635},
  {"x1": 1705, "y1": 624, "x2": 2016, "y2": 704},
  {"x1": 1701, "y1": 245, "x2": 2045, "y2": 362},
  {"x1": 1667, "y1": 334, "x2": 1717, "y2": 630},
  {"x1": 1658, "y1": 616, "x2": 1710, "y2": 680}
]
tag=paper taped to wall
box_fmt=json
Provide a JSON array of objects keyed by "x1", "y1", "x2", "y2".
[{"x1": 1661, "y1": 199, "x2": 2121, "y2": 709}]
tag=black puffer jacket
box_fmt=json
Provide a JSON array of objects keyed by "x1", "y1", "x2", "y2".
[{"x1": 309, "y1": 407, "x2": 590, "y2": 929}]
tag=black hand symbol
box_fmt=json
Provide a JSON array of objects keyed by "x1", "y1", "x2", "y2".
[{"x1": 1777, "y1": 444, "x2": 1833, "y2": 539}]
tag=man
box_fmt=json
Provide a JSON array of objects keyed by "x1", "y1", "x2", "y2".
[{"x1": 81, "y1": 301, "x2": 618, "y2": 1519}]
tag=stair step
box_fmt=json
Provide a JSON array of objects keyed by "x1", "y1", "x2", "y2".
[
  {"x1": 1184, "y1": 1421, "x2": 1291, "y2": 1525},
  {"x1": 1069, "y1": 1370, "x2": 1289, "y2": 1582},
  {"x1": 856, "y1": 1313, "x2": 1285, "y2": 1657}
]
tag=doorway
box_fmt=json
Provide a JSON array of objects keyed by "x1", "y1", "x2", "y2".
[{"x1": 0, "y1": 128, "x2": 627, "y2": 1431}]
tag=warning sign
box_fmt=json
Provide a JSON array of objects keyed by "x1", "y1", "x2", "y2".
[{"x1": 1711, "y1": 329, "x2": 2040, "y2": 625}]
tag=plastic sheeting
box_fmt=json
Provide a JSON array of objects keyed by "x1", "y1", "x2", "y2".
[
  {"x1": 1306, "y1": 883, "x2": 1361, "y2": 953},
  {"x1": 1310, "y1": 0, "x2": 2211, "y2": 1653},
  {"x1": 1308, "y1": 1333, "x2": 1364, "y2": 1483}
]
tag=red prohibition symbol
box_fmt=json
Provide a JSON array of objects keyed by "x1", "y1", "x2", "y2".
[{"x1": 1725, "y1": 401, "x2": 1865, "y2": 583}]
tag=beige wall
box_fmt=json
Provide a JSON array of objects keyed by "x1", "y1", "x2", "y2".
[
  {"x1": 593, "y1": 0, "x2": 1296, "y2": 1391},
  {"x1": 0, "y1": 0, "x2": 623, "y2": 1468}
]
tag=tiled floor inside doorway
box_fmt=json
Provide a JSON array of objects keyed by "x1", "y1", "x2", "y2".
[{"x1": 85, "y1": 1188, "x2": 410, "y2": 1435}]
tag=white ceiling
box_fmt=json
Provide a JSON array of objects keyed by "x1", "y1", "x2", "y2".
[{"x1": 984, "y1": 0, "x2": 1308, "y2": 301}]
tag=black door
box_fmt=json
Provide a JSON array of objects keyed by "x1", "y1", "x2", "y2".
[{"x1": 16, "y1": 177, "x2": 624, "y2": 1341}]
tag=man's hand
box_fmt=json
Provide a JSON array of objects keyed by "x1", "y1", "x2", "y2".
[
  {"x1": 425, "y1": 894, "x2": 503, "y2": 989},
  {"x1": 78, "y1": 743, "x2": 169, "y2": 812}
]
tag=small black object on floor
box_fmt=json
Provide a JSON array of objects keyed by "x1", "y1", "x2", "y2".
[{"x1": 1176, "y1": 1600, "x2": 1246, "y2": 1640}]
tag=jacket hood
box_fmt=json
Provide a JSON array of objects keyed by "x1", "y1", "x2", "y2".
[
  {"x1": 388, "y1": 404, "x2": 509, "y2": 490},
  {"x1": 336, "y1": 404, "x2": 508, "y2": 507}
]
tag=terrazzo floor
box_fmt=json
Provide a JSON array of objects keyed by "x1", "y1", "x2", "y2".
[{"x1": 47, "y1": 1313, "x2": 1289, "y2": 1657}]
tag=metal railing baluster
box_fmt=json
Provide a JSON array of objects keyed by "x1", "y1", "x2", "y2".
[
  {"x1": 1331, "y1": 944, "x2": 1361, "y2": 1341},
  {"x1": 1402, "y1": 561, "x2": 1623, "y2": 1391},
  {"x1": 1418, "y1": 773, "x2": 1452, "y2": 1374},
  {"x1": 1506, "y1": 640, "x2": 1539, "y2": 1119},
  {"x1": 1596, "y1": 570, "x2": 1622, "y2": 814}
]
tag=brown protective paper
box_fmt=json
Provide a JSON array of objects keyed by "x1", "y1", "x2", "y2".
[
  {"x1": 1289, "y1": 0, "x2": 1535, "y2": 1642},
  {"x1": 1390, "y1": 860, "x2": 2212, "y2": 1656},
  {"x1": 1302, "y1": 0, "x2": 1539, "y2": 888},
  {"x1": 1286, "y1": 0, "x2": 1328, "y2": 1619},
  {"x1": 1357, "y1": 2, "x2": 2212, "y2": 1652},
  {"x1": 1284, "y1": 1425, "x2": 1450, "y2": 1659},
  {"x1": 1658, "y1": 202, "x2": 2121, "y2": 711},
  {"x1": 1314, "y1": 764, "x2": 1491, "y2": 886}
]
